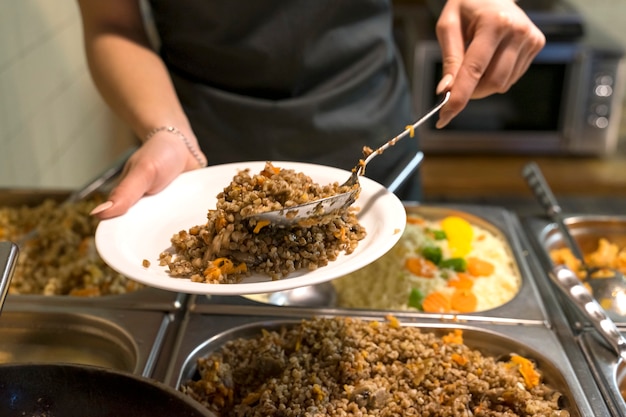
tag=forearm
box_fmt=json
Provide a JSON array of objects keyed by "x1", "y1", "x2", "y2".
[
  {"x1": 78, "y1": 0, "x2": 205, "y2": 221},
  {"x1": 77, "y1": 0, "x2": 193, "y2": 141},
  {"x1": 86, "y1": 37, "x2": 191, "y2": 139}
]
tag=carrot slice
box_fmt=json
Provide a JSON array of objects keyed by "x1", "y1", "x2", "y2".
[
  {"x1": 253, "y1": 220, "x2": 271, "y2": 233},
  {"x1": 69, "y1": 287, "x2": 101, "y2": 297},
  {"x1": 451, "y1": 352, "x2": 468, "y2": 366},
  {"x1": 386, "y1": 314, "x2": 401, "y2": 329},
  {"x1": 466, "y1": 257, "x2": 495, "y2": 277},
  {"x1": 447, "y1": 272, "x2": 474, "y2": 290},
  {"x1": 203, "y1": 257, "x2": 247, "y2": 281},
  {"x1": 405, "y1": 257, "x2": 438, "y2": 278},
  {"x1": 442, "y1": 329, "x2": 464, "y2": 344},
  {"x1": 406, "y1": 216, "x2": 425, "y2": 225},
  {"x1": 215, "y1": 215, "x2": 227, "y2": 231},
  {"x1": 509, "y1": 355, "x2": 541, "y2": 389},
  {"x1": 451, "y1": 288, "x2": 477, "y2": 313},
  {"x1": 261, "y1": 164, "x2": 281, "y2": 177},
  {"x1": 422, "y1": 291, "x2": 451, "y2": 313}
]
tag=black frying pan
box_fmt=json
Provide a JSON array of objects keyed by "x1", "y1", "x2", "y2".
[{"x1": 0, "y1": 363, "x2": 215, "y2": 417}]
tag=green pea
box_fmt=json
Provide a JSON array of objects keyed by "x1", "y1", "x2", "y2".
[
  {"x1": 439, "y1": 257, "x2": 467, "y2": 272},
  {"x1": 408, "y1": 288, "x2": 425, "y2": 310},
  {"x1": 421, "y1": 245, "x2": 442, "y2": 265}
]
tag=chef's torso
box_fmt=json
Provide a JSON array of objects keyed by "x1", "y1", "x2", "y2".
[{"x1": 147, "y1": 0, "x2": 416, "y2": 185}]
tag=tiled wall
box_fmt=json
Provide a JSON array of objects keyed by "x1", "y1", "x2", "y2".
[
  {"x1": 0, "y1": 0, "x2": 135, "y2": 190},
  {"x1": 0, "y1": 1, "x2": 625, "y2": 191}
]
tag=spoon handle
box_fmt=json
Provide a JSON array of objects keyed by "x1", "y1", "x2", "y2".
[
  {"x1": 522, "y1": 162, "x2": 586, "y2": 262},
  {"x1": 550, "y1": 265, "x2": 626, "y2": 360},
  {"x1": 16, "y1": 147, "x2": 136, "y2": 248},
  {"x1": 0, "y1": 241, "x2": 19, "y2": 313},
  {"x1": 359, "y1": 91, "x2": 450, "y2": 173},
  {"x1": 65, "y1": 146, "x2": 137, "y2": 204}
]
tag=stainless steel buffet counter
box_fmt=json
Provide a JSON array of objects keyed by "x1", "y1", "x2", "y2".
[{"x1": 1, "y1": 189, "x2": 625, "y2": 415}]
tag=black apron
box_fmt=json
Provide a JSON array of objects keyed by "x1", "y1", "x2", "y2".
[{"x1": 147, "y1": 0, "x2": 419, "y2": 196}]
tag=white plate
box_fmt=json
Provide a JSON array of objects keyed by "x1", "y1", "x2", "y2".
[{"x1": 95, "y1": 161, "x2": 406, "y2": 295}]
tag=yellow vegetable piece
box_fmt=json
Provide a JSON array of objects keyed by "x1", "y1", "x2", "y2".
[
  {"x1": 441, "y1": 216, "x2": 473, "y2": 257},
  {"x1": 600, "y1": 298, "x2": 613, "y2": 311}
]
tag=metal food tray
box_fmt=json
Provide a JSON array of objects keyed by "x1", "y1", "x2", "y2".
[
  {"x1": 0, "y1": 188, "x2": 184, "y2": 311},
  {"x1": 0, "y1": 303, "x2": 175, "y2": 378},
  {"x1": 524, "y1": 214, "x2": 626, "y2": 326},
  {"x1": 160, "y1": 310, "x2": 604, "y2": 416},
  {"x1": 195, "y1": 204, "x2": 552, "y2": 325},
  {"x1": 578, "y1": 329, "x2": 626, "y2": 417}
]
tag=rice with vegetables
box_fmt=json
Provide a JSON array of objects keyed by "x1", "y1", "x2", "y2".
[
  {"x1": 0, "y1": 196, "x2": 142, "y2": 296},
  {"x1": 332, "y1": 214, "x2": 520, "y2": 313},
  {"x1": 159, "y1": 162, "x2": 365, "y2": 284},
  {"x1": 181, "y1": 316, "x2": 568, "y2": 417}
]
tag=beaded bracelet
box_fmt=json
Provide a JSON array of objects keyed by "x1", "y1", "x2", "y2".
[{"x1": 144, "y1": 126, "x2": 207, "y2": 167}]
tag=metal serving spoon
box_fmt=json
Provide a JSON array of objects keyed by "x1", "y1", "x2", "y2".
[
  {"x1": 248, "y1": 91, "x2": 451, "y2": 226},
  {"x1": 0, "y1": 241, "x2": 19, "y2": 313},
  {"x1": 523, "y1": 162, "x2": 626, "y2": 315},
  {"x1": 16, "y1": 147, "x2": 136, "y2": 248},
  {"x1": 245, "y1": 128, "x2": 441, "y2": 308}
]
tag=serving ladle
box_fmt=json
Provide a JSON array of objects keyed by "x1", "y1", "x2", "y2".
[
  {"x1": 523, "y1": 162, "x2": 626, "y2": 316},
  {"x1": 550, "y1": 265, "x2": 626, "y2": 361},
  {"x1": 0, "y1": 241, "x2": 19, "y2": 314},
  {"x1": 16, "y1": 147, "x2": 136, "y2": 248},
  {"x1": 249, "y1": 91, "x2": 451, "y2": 226}
]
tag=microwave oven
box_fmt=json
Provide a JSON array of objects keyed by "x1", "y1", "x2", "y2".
[{"x1": 412, "y1": 39, "x2": 626, "y2": 155}]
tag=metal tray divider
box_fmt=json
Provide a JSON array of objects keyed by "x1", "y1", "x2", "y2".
[
  {"x1": 151, "y1": 294, "x2": 198, "y2": 383},
  {"x1": 190, "y1": 300, "x2": 546, "y2": 326},
  {"x1": 6, "y1": 290, "x2": 188, "y2": 312},
  {"x1": 577, "y1": 330, "x2": 626, "y2": 417}
]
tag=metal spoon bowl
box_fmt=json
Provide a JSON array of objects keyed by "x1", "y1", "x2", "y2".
[
  {"x1": 266, "y1": 282, "x2": 337, "y2": 307},
  {"x1": 550, "y1": 265, "x2": 626, "y2": 361},
  {"x1": 248, "y1": 92, "x2": 451, "y2": 226},
  {"x1": 523, "y1": 162, "x2": 626, "y2": 316}
]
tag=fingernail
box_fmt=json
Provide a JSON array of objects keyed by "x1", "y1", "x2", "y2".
[
  {"x1": 90, "y1": 200, "x2": 114, "y2": 216},
  {"x1": 436, "y1": 113, "x2": 450, "y2": 129},
  {"x1": 436, "y1": 74, "x2": 453, "y2": 95}
]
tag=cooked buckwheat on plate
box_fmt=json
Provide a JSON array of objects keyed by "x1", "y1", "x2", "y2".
[
  {"x1": 96, "y1": 161, "x2": 406, "y2": 295},
  {"x1": 160, "y1": 162, "x2": 366, "y2": 284}
]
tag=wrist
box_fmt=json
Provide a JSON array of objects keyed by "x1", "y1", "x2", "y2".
[{"x1": 144, "y1": 126, "x2": 207, "y2": 168}]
